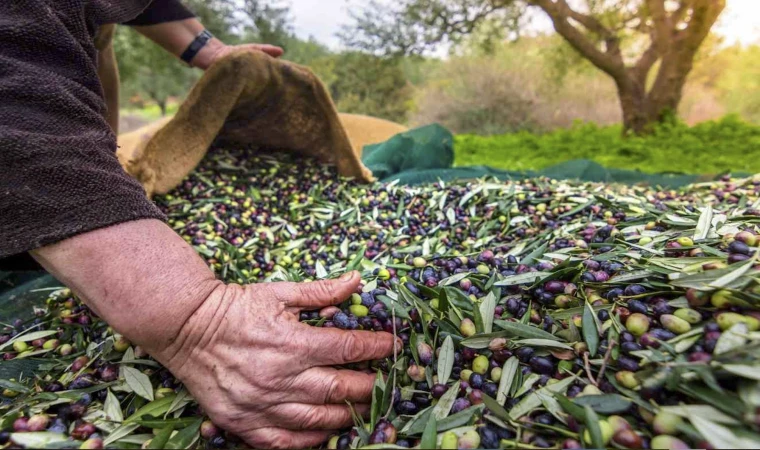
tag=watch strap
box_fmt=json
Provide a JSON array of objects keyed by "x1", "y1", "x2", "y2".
[{"x1": 180, "y1": 29, "x2": 213, "y2": 65}]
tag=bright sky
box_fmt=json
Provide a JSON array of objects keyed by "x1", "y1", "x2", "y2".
[{"x1": 288, "y1": 0, "x2": 760, "y2": 49}]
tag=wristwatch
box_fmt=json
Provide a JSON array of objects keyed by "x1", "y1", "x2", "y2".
[{"x1": 180, "y1": 29, "x2": 214, "y2": 65}]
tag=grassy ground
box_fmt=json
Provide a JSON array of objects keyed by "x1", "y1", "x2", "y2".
[
  {"x1": 121, "y1": 103, "x2": 179, "y2": 121},
  {"x1": 454, "y1": 116, "x2": 760, "y2": 175}
]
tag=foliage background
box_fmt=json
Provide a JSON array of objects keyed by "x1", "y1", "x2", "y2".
[{"x1": 113, "y1": 0, "x2": 760, "y2": 175}]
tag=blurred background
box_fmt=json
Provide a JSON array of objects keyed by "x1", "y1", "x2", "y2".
[{"x1": 115, "y1": 0, "x2": 760, "y2": 175}]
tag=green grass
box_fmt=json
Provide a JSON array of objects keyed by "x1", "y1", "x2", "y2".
[
  {"x1": 454, "y1": 115, "x2": 760, "y2": 175},
  {"x1": 121, "y1": 103, "x2": 179, "y2": 121}
]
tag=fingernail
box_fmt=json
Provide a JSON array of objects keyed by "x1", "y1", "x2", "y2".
[{"x1": 339, "y1": 272, "x2": 354, "y2": 282}]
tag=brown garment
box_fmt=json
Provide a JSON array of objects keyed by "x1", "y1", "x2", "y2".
[{"x1": 0, "y1": 0, "x2": 192, "y2": 266}]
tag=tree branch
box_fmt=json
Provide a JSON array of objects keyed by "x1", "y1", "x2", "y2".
[
  {"x1": 631, "y1": 38, "x2": 659, "y2": 83},
  {"x1": 531, "y1": 0, "x2": 625, "y2": 79},
  {"x1": 645, "y1": 0, "x2": 670, "y2": 53}
]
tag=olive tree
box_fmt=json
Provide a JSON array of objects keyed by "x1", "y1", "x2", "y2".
[{"x1": 343, "y1": 0, "x2": 726, "y2": 134}]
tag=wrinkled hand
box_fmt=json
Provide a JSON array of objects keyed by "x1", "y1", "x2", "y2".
[
  {"x1": 151, "y1": 272, "x2": 397, "y2": 448},
  {"x1": 193, "y1": 41, "x2": 284, "y2": 70}
]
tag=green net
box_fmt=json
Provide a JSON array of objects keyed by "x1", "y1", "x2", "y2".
[{"x1": 361, "y1": 124, "x2": 739, "y2": 187}]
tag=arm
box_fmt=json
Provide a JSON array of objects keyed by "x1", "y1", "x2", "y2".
[
  {"x1": 130, "y1": 17, "x2": 284, "y2": 70},
  {"x1": 1, "y1": 3, "x2": 391, "y2": 447},
  {"x1": 32, "y1": 221, "x2": 397, "y2": 448}
]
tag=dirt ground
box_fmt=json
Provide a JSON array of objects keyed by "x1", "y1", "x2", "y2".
[{"x1": 119, "y1": 114, "x2": 152, "y2": 134}]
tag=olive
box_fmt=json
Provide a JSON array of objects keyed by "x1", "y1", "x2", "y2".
[
  {"x1": 515, "y1": 346, "x2": 535, "y2": 362},
  {"x1": 728, "y1": 240, "x2": 751, "y2": 255},
  {"x1": 660, "y1": 314, "x2": 691, "y2": 334},
  {"x1": 651, "y1": 435, "x2": 690, "y2": 450},
  {"x1": 627, "y1": 299, "x2": 648, "y2": 314},
  {"x1": 617, "y1": 355, "x2": 640, "y2": 372},
  {"x1": 451, "y1": 397, "x2": 472, "y2": 414},
  {"x1": 469, "y1": 372, "x2": 484, "y2": 389},
  {"x1": 479, "y1": 427, "x2": 500, "y2": 449},
  {"x1": 529, "y1": 356, "x2": 555, "y2": 375},
  {"x1": 472, "y1": 355, "x2": 489, "y2": 374},
  {"x1": 441, "y1": 431, "x2": 458, "y2": 449},
  {"x1": 626, "y1": 313, "x2": 650, "y2": 336},
  {"x1": 613, "y1": 429, "x2": 643, "y2": 448}
]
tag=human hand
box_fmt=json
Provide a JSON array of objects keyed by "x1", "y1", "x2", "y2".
[
  {"x1": 192, "y1": 41, "x2": 284, "y2": 70},
  {"x1": 150, "y1": 271, "x2": 398, "y2": 448}
]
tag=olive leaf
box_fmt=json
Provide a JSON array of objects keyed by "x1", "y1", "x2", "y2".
[
  {"x1": 164, "y1": 418, "x2": 202, "y2": 449},
  {"x1": 400, "y1": 406, "x2": 433, "y2": 435},
  {"x1": 514, "y1": 373, "x2": 541, "y2": 398},
  {"x1": 461, "y1": 332, "x2": 515, "y2": 349},
  {"x1": 481, "y1": 393, "x2": 510, "y2": 422},
  {"x1": 370, "y1": 371, "x2": 384, "y2": 429},
  {"x1": 554, "y1": 394, "x2": 586, "y2": 421},
  {"x1": 420, "y1": 415, "x2": 438, "y2": 450},
  {"x1": 104, "y1": 389, "x2": 124, "y2": 423},
  {"x1": 438, "y1": 288, "x2": 450, "y2": 315},
  {"x1": 582, "y1": 301, "x2": 599, "y2": 356},
  {"x1": 443, "y1": 287, "x2": 474, "y2": 312},
  {"x1": 479, "y1": 292, "x2": 496, "y2": 334},
  {"x1": 609, "y1": 270, "x2": 654, "y2": 283},
  {"x1": 535, "y1": 390, "x2": 567, "y2": 424},
  {"x1": 315, "y1": 261, "x2": 328, "y2": 279},
  {"x1": 8, "y1": 433, "x2": 69, "y2": 448},
  {"x1": 125, "y1": 394, "x2": 178, "y2": 423},
  {"x1": 493, "y1": 320, "x2": 563, "y2": 341},
  {"x1": 122, "y1": 366, "x2": 154, "y2": 401},
  {"x1": 497, "y1": 357, "x2": 519, "y2": 406},
  {"x1": 164, "y1": 388, "x2": 192, "y2": 418},
  {"x1": 494, "y1": 271, "x2": 551, "y2": 287},
  {"x1": 433, "y1": 381, "x2": 460, "y2": 420},
  {"x1": 722, "y1": 364, "x2": 760, "y2": 381},
  {"x1": 521, "y1": 242, "x2": 548, "y2": 266},
  {"x1": 693, "y1": 205, "x2": 714, "y2": 241},
  {"x1": 437, "y1": 335, "x2": 455, "y2": 383},
  {"x1": 148, "y1": 426, "x2": 174, "y2": 449},
  {"x1": 738, "y1": 381, "x2": 760, "y2": 408},
  {"x1": 583, "y1": 405, "x2": 604, "y2": 449},
  {"x1": 509, "y1": 375, "x2": 576, "y2": 420},
  {"x1": 471, "y1": 298, "x2": 485, "y2": 334},
  {"x1": 715, "y1": 323, "x2": 749, "y2": 355},
  {"x1": 689, "y1": 414, "x2": 760, "y2": 449},
  {"x1": 660, "y1": 405, "x2": 740, "y2": 425},
  {"x1": 104, "y1": 423, "x2": 141, "y2": 446},
  {"x1": 515, "y1": 339, "x2": 573, "y2": 350},
  {"x1": 573, "y1": 394, "x2": 631, "y2": 414}
]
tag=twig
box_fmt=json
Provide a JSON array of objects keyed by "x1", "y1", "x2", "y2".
[
  {"x1": 383, "y1": 302, "x2": 399, "y2": 419},
  {"x1": 597, "y1": 339, "x2": 616, "y2": 383},
  {"x1": 584, "y1": 352, "x2": 597, "y2": 387}
]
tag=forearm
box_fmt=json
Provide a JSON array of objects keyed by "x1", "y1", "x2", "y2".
[
  {"x1": 31, "y1": 219, "x2": 222, "y2": 352},
  {"x1": 131, "y1": 18, "x2": 225, "y2": 70}
]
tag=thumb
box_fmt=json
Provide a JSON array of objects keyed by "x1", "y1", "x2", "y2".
[{"x1": 279, "y1": 271, "x2": 361, "y2": 310}]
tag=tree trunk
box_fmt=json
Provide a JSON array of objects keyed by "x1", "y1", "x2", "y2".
[
  {"x1": 616, "y1": 78, "x2": 651, "y2": 135},
  {"x1": 157, "y1": 99, "x2": 168, "y2": 116}
]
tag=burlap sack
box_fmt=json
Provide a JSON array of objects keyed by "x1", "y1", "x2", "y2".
[{"x1": 96, "y1": 27, "x2": 408, "y2": 198}]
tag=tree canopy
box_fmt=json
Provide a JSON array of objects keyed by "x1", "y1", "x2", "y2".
[{"x1": 344, "y1": 0, "x2": 727, "y2": 134}]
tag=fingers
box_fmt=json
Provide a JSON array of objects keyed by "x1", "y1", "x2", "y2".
[
  {"x1": 244, "y1": 428, "x2": 334, "y2": 449},
  {"x1": 291, "y1": 367, "x2": 378, "y2": 404},
  {"x1": 270, "y1": 403, "x2": 369, "y2": 430},
  {"x1": 245, "y1": 43, "x2": 284, "y2": 58},
  {"x1": 306, "y1": 327, "x2": 399, "y2": 366},
  {"x1": 278, "y1": 271, "x2": 361, "y2": 310},
  {"x1": 259, "y1": 44, "x2": 284, "y2": 58}
]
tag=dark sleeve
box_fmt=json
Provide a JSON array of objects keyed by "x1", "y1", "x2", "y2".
[
  {"x1": 123, "y1": 0, "x2": 195, "y2": 26},
  {"x1": 0, "y1": 3, "x2": 166, "y2": 263}
]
